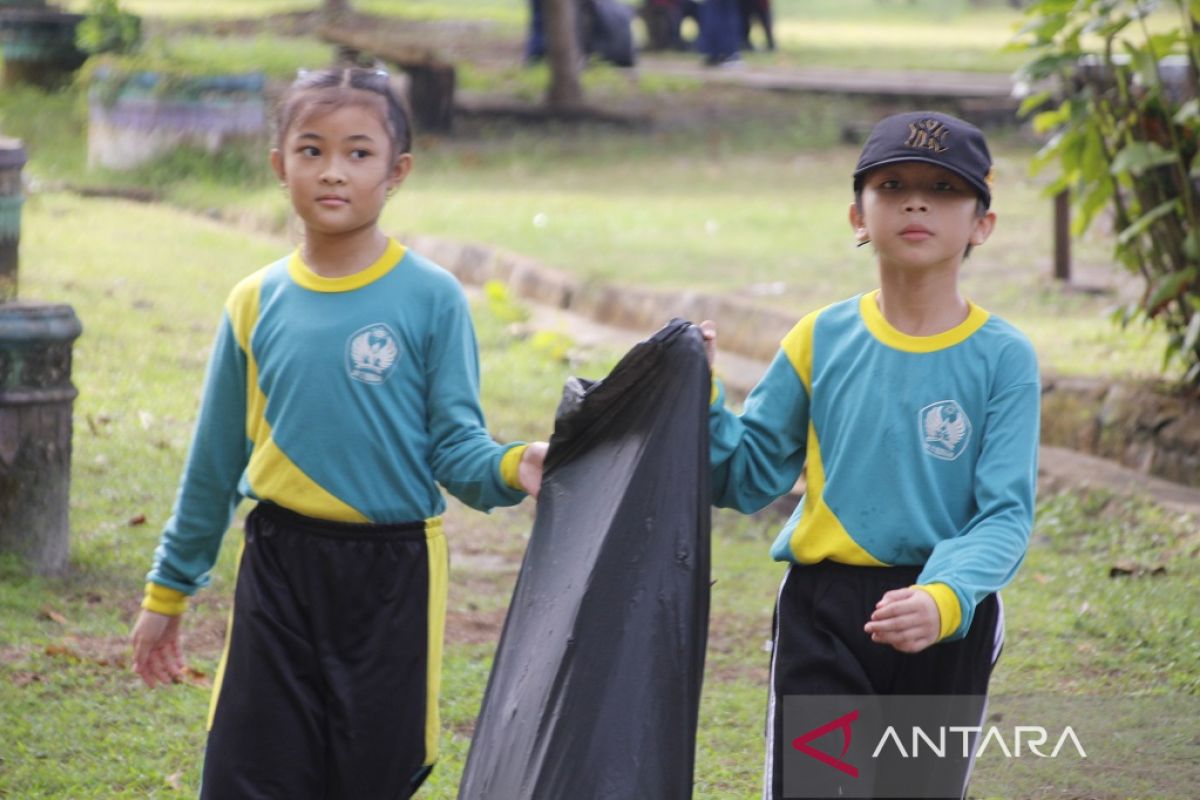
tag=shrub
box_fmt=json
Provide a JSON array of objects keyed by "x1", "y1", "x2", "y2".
[
  {"x1": 1013, "y1": 0, "x2": 1200, "y2": 387},
  {"x1": 76, "y1": 0, "x2": 142, "y2": 56}
]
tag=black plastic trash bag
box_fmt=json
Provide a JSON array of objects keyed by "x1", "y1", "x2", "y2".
[{"x1": 457, "y1": 319, "x2": 711, "y2": 800}]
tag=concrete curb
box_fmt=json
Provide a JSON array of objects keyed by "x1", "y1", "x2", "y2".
[{"x1": 402, "y1": 233, "x2": 796, "y2": 364}]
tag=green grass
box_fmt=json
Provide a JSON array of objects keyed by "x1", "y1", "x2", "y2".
[
  {"x1": 0, "y1": 194, "x2": 1196, "y2": 797},
  {"x1": 139, "y1": 32, "x2": 336, "y2": 79}
]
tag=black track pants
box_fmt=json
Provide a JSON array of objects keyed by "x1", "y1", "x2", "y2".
[
  {"x1": 763, "y1": 561, "x2": 1003, "y2": 800},
  {"x1": 200, "y1": 503, "x2": 447, "y2": 800}
]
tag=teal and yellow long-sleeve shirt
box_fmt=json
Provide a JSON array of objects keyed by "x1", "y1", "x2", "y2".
[
  {"x1": 144, "y1": 240, "x2": 526, "y2": 613},
  {"x1": 710, "y1": 291, "x2": 1040, "y2": 641}
]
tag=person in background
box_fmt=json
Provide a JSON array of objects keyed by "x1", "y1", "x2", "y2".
[
  {"x1": 699, "y1": 0, "x2": 743, "y2": 66},
  {"x1": 739, "y1": 0, "x2": 775, "y2": 51}
]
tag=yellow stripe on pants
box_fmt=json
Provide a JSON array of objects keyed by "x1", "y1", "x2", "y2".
[{"x1": 423, "y1": 517, "x2": 448, "y2": 766}]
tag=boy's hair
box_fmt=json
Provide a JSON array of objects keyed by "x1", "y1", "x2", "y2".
[
  {"x1": 852, "y1": 111, "x2": 993, "y2": 209},
  {"x1": 275, "y1": 66, "x2": 413, "y2": 159}
]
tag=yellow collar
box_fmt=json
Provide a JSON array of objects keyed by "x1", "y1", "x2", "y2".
[
  {"x1": 287, "y1": 238, "x2": 407, "y2": 293},
  {"x1": 859, "y1": 289, "x2": 989, "y2": 352}
]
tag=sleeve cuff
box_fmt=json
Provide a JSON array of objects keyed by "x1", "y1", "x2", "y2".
[
  {"x1": 142, "y1": 582, "x2": 189, "y2": 616},
  {"x1": 499, "y1": 444, "x2": 529, "y2": 491},
  {"x1": 913, "y1": 582, "x2": 961, "y2": 641}
]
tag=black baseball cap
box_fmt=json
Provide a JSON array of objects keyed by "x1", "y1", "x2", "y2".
[{"x1": 853, "y1": 111, "x2": 994, "y2": 208}]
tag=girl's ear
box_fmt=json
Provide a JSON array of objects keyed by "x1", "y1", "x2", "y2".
[
  {"x1": 388, "y1": 153, "x2": 413, "y2": 191},
  {"x1": 270, "y1": 148, "x2": 286, "y2": 183}
]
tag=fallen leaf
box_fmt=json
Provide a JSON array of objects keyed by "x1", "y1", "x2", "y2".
[
  {"x1": 128, "y1": 514, "x2": 147, "y2": 527},
  {"x1": 179, "y1": 666, "x2": 210, "y2": 688},
  {"x1": 165, "y1": 771, "x2": 184, "y2": 791},
  {"x1": 44, "y1": 643, "x2": 81, "y2": 661},
  {"x1": 1109, "y1": 560, "x2": 1167, "y2": 578},
  {"x1": 1032, "y1": 573, "x2": 1050, "y2": 585},
  {"x1": 39, "y1": 608, "x2": 69, "y2": 625},
  {"x1": 12, "y1": 671, "x2": 43, "y2": 687}
]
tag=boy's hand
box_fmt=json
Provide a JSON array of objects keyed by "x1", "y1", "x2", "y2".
[
  {"x1": 863, "y1": 588, "x2": 940, "y2": 654},
  {"x1": 519, "y1": 441, "x2": 549, "y2": 499},
  {"x1": 130, "y1": 609, "x2": 185, "y2": 688},
  {"x1": 698, "y1": 320, "x2": 717, "y2": 368}
]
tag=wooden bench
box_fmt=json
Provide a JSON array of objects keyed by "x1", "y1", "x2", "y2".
[{"x1": 318, "y1": 24, "x2": 456, "y2": 134}]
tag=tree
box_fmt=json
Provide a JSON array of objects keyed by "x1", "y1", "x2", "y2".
[
  {"x1": 1014, "y1": 0, "x2": 1200, "y2": 387},
  {"x1": 543, "y1": 0, "x2": 584, "y2": 110}
]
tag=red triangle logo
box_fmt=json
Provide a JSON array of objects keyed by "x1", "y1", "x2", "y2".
[{"x1": 791, "y1": 709, "x2": 860, "y2": 778}]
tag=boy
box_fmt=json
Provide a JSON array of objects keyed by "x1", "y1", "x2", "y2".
[{"x1": 700, "y1": 111, "x2": 1040, "y2": 799}]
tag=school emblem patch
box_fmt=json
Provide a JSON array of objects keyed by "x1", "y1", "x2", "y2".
[
  {"x1": 347, "y1": 323, "x2": 401, "y2": 385},
  {"x1": 919, "y1": 400, "x2": 972, "y2": 461}
]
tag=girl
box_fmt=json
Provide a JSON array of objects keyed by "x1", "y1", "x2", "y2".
[{"x1": 130, "y1": 66, "x2": 547, "y2": 798}]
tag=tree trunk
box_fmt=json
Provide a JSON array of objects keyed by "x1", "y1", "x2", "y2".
[{"x1": 543, "y1": 0, "x2": 584, "y2": 110}]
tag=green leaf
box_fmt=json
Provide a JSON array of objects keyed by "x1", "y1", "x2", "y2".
[
  {"x1": 1128, "y1": 46, "x2": 1161, "y2": 88},
  {"x1": 1081, "y1": 126, "x2": 1110, "y2": 180},
  {"x1": 1017, "y1": 53, "x2": 1082, "y2": 82},
  {"x1": 1019, "y1": 91, "x2": 1055, "y2": 118},
  {"x1": 1174, "y1": 99, "x2": 1200, "y2": 125},
  {"x1": 1110, "y1": 302, "x2": 1140, "y2": 328},
  {"x1": 1146, "y1": 32, "x2": 1183, "y2": 58},
  {"x1": 1074, "y1": 178, "x2": 1113, "y2": 234},
  {"x1": 1184, "y1": 230, "x2": 1200, "y2": 261},
  {"x1": 1118, "y1": 199, "x2": 1181, "y2": 246},
  {"x1": 1109, "y1": 141, "x2": 1180, "y2": 176},
  {"x1": 1032, "y1": 104, "x2": 1072, "y2": 133},
  {"x1": 1144, "y1": 265, "x2": 1196, "y2": 309},
  {"x1": 1016, "y1": 12, "x2": 1070, "y2": 41},
  {"x1": 1161, "y1": 336, "x2": 1181, "y2": 369}
]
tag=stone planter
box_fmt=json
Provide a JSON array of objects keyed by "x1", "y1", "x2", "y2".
[
  {"x1": 0, "y1": 4, "x2": 86, "y2": 88},
  {"x1": 87, "y1": 68, "x2": 267, "y2": 170}
]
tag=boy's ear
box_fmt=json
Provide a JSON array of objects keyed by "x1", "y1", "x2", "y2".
[
  {"x1": 848, "y1": 202, "x2": 868, "y2": 244},
  {"x1": 270, "y1": 149, "x2": 285, "y2": 183},
  {"x1": 970, "y1": 209, "x2": 997, "y2": 247}
]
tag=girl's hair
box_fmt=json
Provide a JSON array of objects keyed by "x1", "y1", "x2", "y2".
[{"x1": 275, "y1": 66, "x2": 413, "y2": 158}]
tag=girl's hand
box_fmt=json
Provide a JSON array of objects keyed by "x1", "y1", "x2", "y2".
[
  {"x1": 520, "y1": 441, "x2": 549, "y2": 499},
  {"x1": 863, "y1": 588, "x2": 941, "y2": 654},
  {"x1": 130, "y1": 609, "x2": 185, "y2": 688},
  {"x1": 698, "y1": 320, "x2": 717, "y2": 369}
]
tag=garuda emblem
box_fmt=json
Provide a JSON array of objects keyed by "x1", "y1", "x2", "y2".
[
  {"x1": 920, "y1": 400, "x2": 972, "y2": 461},
  {"x1": 347, "y1": 323, "x2": 401, "y2": 385}
]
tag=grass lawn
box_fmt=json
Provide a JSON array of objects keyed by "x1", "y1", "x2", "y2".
[{"x1": 0, "y1": 194, "x2": 1195, "y2": 798}]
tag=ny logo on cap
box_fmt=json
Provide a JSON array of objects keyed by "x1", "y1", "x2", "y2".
[{"x1": 905, "y1": 119, "x2": 950, "y2": 153}]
